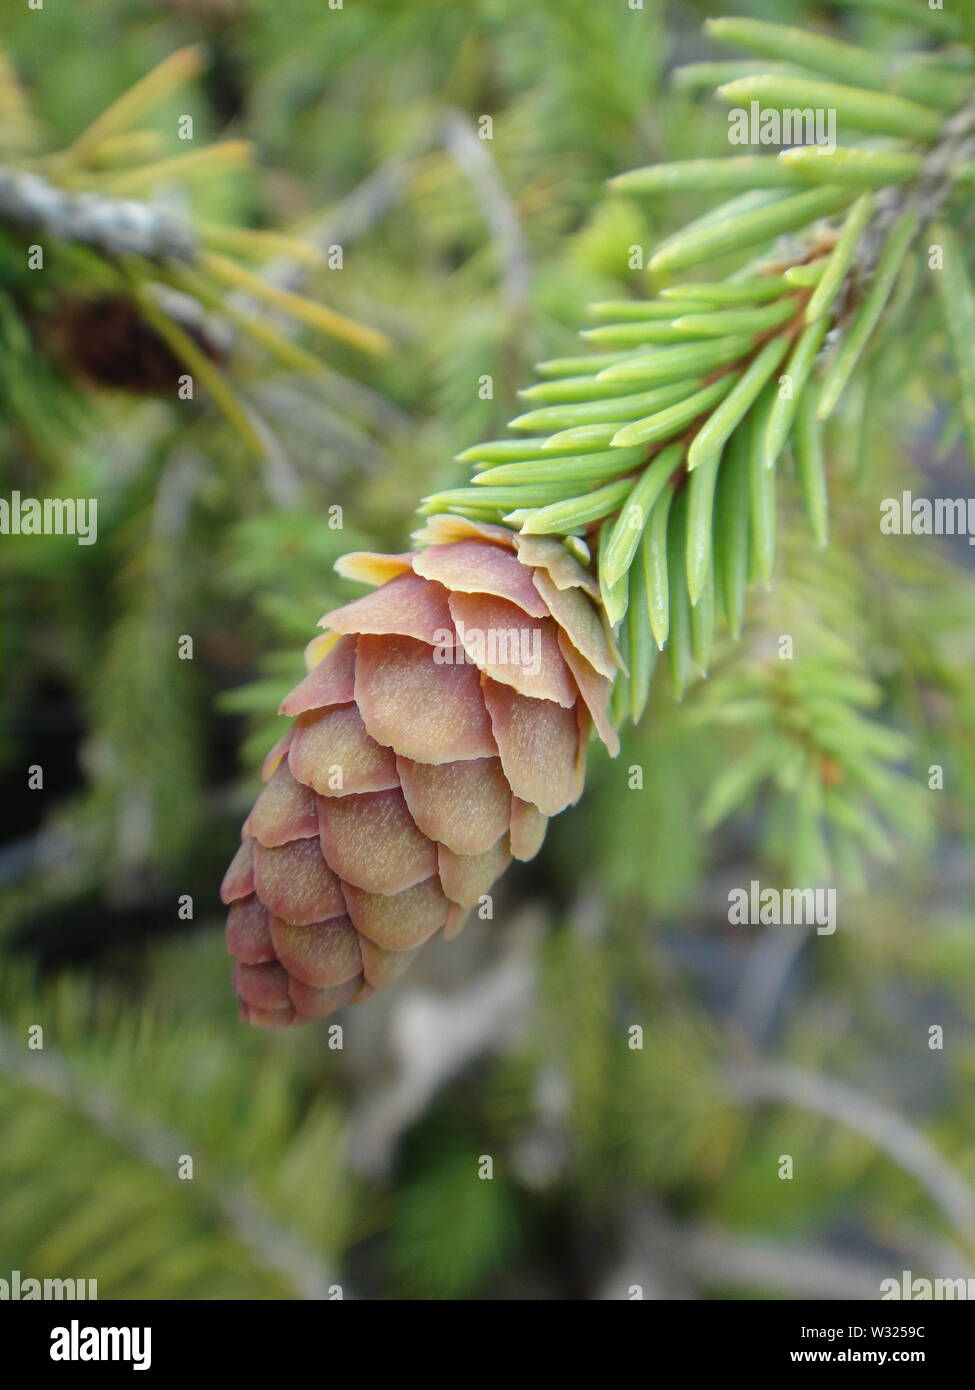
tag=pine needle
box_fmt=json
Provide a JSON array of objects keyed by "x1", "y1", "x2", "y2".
[
  {"x1": 200, "y1": 251, "x2": 391, "y2": 356},
  {"x1": 129, "y1": 281, "x2": 267, "y2": 458},
  {"x1": 64, "y1": 45, "x2": 205, "y2": 167}
]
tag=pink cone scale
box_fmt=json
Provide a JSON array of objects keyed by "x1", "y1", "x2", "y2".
[{"x1": 220, "y1": 516, "x2": 621, "y2": 1027}]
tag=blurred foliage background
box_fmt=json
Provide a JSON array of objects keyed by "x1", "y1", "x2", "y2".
[{"x1": 2, "y1": 0, "x2": 975, "y2": 1300}]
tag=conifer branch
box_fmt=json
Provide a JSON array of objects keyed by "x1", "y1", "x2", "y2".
[
  {"x1": 420, "y1": 8, "x2": 975, "y2": 744},
  {"x1": 0, "y1": 47, "x2": 388, "y2": 456},
  {"x1": 0, "y1": 1017, "x2": 344, "y2": 1299}
]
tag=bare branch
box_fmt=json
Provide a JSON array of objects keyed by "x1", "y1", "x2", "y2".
[
  {"x1": 725, "y1": 1061, "x2": 975, "y2": 1245},
  {"x1": 0, "y1": 164, "x2": 196, "y2": 260},
  {"x1": 347, "y1": 911, "x2": 542, "y2": 1178},
  {"x1": 441, "y1": 109, "x2": 532, "y2": 313},
  {"x1": 601, "y1": 1202, "x2": 897, "y2": 1301}
]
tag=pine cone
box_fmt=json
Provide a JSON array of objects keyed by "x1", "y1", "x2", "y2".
[
  {"x1": 220, "y1": 516, "x2": 620, "y2": 1027},
  {"x1": 43, "y1": 294, "x2": 224, "y2": 395}
]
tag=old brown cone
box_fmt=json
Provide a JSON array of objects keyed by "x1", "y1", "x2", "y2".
[{"x1": 220, "y1": 515, "x2": 620, "y2": 1027}]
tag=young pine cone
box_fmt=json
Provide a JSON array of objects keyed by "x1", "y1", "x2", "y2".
[{"x1": 220, "y1": 515, "x2": 620, "y2": 1027}]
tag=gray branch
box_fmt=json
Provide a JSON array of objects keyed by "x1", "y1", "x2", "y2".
[
  {"x1": 441, "y1": 108, "x2": 532, "y2": 313},
  {"x1": 725, "y1": 1060, "x2": 975, "y2": 1246},
  {"x1": 0, "y1": 165, "x2": 197, "y2": 261},
  {"x1": 600, "y1": 1202, "x2": 895, "y2": 1300}
]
